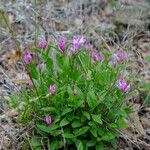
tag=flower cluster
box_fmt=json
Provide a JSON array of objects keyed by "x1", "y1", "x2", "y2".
[
  {"x1": 20, "y1": 37, "x2": 131, "y2": 147},
  {"x1": 71, "y1": 36, "x2": 85, "y2": 54},
  {"x1": 111, "y1": 51, "x2": 127, "y2": 66},
  {"x1": 92, "y1": 50, "x2": 104, "y2": 62}
]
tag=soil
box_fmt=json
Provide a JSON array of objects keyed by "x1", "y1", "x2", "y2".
[{"x1": 0, "y1": 0, "x2": 150, "y2": 149}]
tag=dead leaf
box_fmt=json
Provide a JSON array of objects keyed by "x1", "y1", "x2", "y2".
[{"x1": 8, "y1": 50, "x2": 21, "y2": 66}]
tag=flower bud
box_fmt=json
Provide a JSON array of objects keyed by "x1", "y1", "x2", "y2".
[
  {"x1": 58, "y1": 38, "x2": 66, "y2": 53},
  {"x1": 23, "y1": 53, "x2": 32, "y2": 64},
  {"x1": 118, "y1": 78, "x2": 130, "y2": 93},
  {"x1": 45, "y1": 116, "x2": 52, "y2": 125},
  {"x1": 38, "y1": 39, "x2": 47, "y2": 49},
  {"x1": 49, "y1": 84, "x2": 57, "y2": 95}
]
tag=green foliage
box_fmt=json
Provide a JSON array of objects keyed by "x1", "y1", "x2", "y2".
[{"x1": 10, "y1": 40, "x2": 131, "y2": 150}]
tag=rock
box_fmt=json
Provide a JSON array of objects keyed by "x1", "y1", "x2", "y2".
[
  {"x1": 113, "y1": 0, "x2": 150, "y2": 27},
  {"x1": 7, "y1": 109, "x2": 19, "y2": 123},
  {"x1": 104, "y1": 3, "x2": 113, "y2": 16},
  {"x1": 3, "y1": 136, "x2": 13, "y2": 150}
]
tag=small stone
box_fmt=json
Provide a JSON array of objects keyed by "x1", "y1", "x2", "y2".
[{"x1": 3, "y1": 136, "x2": 12, "y2": 149}]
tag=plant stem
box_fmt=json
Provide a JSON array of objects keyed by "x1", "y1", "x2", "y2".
[
  {"x1": 34, "y1": 0, "x2": 39, "y2": 46},
  {"x1": 0, "y1": 10, "x2": 21, "y2": 54}
]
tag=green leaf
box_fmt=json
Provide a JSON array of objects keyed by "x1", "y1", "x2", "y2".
[
  {"x1": 37, "y1": 124, "x2": 60, "y2": 134},
  {"x1": 117, "y1": 118, "x2": 128, "y2": 127},
  {"x1": 60, "y1": 118, "x2": 70, "y2": 127},
  {"x1": 62, "y1": 108, "x2": 72, "y2": 116},
  {"x1": 71, "y1": 120, "x2": 82, "y2": 128},
  {"x1": 97, "y1": 128, "x2": 105, "y2": 136},
  {"x1": 87, "y1": 70, "x2": 92, "y2": 80},
  {"x1": 63, "y1": 56, "x2": 69, "y2": 68},
  {"x1": 48, "y1": 130, "x2": 62, "y2": 136},
  {"x1": 75, "y1": 140, "x2": 84, "y2": 150},
  {"x1": 96, "y1": 142, "x2": 104, "y2": 150},
  {"x1": 75, "y1": 99, "x2": 84, "y2": 108},
  {"x1": 86, "y1": 140, "x2": 96, "y2": 147},
  {"x1": 87, "y1": 91, "x2": 98, "y2": 109},
  {"x1": 91, "y1": 114, "x2": 102, "y2": 124},
  {"x1": 28, "y1": 63, "x2": 38, "y2": 79},
  {"x1": 83, "y1": 111, "x2": 90, "y2": 120},
  {"x1": 90, "y1": 128, "x2": 97, "y2": 137},
  {"x1": 41, "y1": 107, "x2": 56, "y2": 112},
  {"x1": 30, "y1": 137, "x2": 41, "y2": 148},
  {"x1": 64, "y1": 133, "x2": 75, "y2": 139},
  {"x1": 145, "y1": 55, "x2": 150, "y2": 63},
  {"x1": 37, "y1": 125, "x2": 50, "y2": 133},
  {"x1": 49, "y1": 124, "x2": 60, "y2": 131},
  {"x1": 50, "y1": 140, "x2": 59, "y2": 150},
  {"x1": 74, "y1": 126, "x2": 89, "y2": 136},
  {"x1": 110, "y1": 139, "x2": 117, "y2": 149},
  {"x1": 45, "y1": 45, "x2": 51, "y2": 58},
  {"x1": 45, "y1": 57, "x2": 53, "y2": 71},
  {"x1": 101, "y1": 132, "x2": 115, "y2": 141}
]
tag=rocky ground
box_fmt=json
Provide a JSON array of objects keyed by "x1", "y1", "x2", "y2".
[{"x1": 0, "y1": 0, "x2": 150, "y2": 149}]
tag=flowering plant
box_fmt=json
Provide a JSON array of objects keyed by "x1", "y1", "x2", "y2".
[{"x1": 10, "y1": 37, "x2": 131, "y2": 150}]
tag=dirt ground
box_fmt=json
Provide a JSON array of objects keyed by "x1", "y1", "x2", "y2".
[{"x1": 0, "y1": 0, "x2": 150, "y2": 149}]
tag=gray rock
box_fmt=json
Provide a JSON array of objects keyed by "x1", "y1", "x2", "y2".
[{"x1": 113, "y1": 1, "x2": 150, "y2": 27}]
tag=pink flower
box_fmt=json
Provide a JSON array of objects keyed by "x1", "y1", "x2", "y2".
[
  {"x1": 49, "y1": 84, "x2": 57, "y2": 95},
  {"x1": 71, "y1": 36, "x2": 85, "y2": 54},
  {"x1": 28, "y1": 80, "x2": 33, "y2": 86},
  {"x1": 38, "y1": 39, "x2": 47, "y2": 49},
  {"x1": 58, "y1": 38, "x2": 66, "y2": 53},
  {"x1": 23, "y1": 53, "x2": 32, "y2": 64},
  {"x1": 118, "y1": 78, "x2": 130, "y2": 93},
  {"x1": 45, "y1": 116, "x2": 52, "y2": 125}
]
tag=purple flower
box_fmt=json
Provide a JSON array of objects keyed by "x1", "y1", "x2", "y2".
[
  {"x1": 49, "y1": 84, "x2": 57, "y2": 95},
  {"x1": 71, "y1": 36, "x2": 85, "y2": 54},
  {"x1": 45, "y1": 116, "x2": 52, "y2": 125},
  {"x1": 116, "y1": 51, "x2": 127, "y2": 61},
  {"x1": 23, "y1": 53, "x2": 32, "y2": 64},
  {"x1": 99, "y1": 52, "x2": 104, "y2": 62},
  {"x1": 38, "y1": 39, "x2": 47, "y2": 49},
  {"x1": 37, "y1": 63, "x2": 44, "y2": 70},
  {"x1": 84, "y1": 43, "x2": 93, "y2": 51},
  {"x1": 113, "y1": 51, "x2": 127, "y2": 62},
  {"x1": 92, "y1": 51, "x2": 104, "y2": 62},
  {"x1": 58, "y1": 38, "x2": 66, "y2": 53},
  {"x1": 118, "y1": 78, "x2": 130, "y2": 93},
  {"x1": 110, "y1": 54, "x2": 119, "y2": 67},
  {"x1": 92, "y1": 51, "x2": 99, "y2": 61}
]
